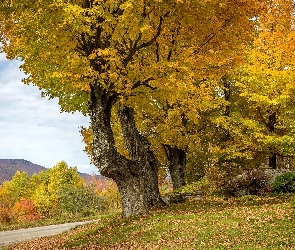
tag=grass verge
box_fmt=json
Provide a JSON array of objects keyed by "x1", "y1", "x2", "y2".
[
  {"x1": 0, "y1": 214, "x2": 111, "y2": 231},
  {"x1": 6, "y1": 195, "x2": 295, "y2": 249}
]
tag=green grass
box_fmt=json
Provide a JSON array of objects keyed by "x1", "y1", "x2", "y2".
[{"x1": 7, "y1": 196, "x2": 295, "y2": 249}]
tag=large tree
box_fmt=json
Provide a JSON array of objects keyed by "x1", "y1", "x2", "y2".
[
  {"x1": 190, "y1": 0, "x2": 295, "y2": 173},
  {"x1": 229, "y1": 0, "x2": 295, "y2": 169},
  {"x1": 0, "y1": 0, "x2": 266, "y2": 216}
]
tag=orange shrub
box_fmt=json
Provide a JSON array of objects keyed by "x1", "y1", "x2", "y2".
[{"x1": 12, "y1": 198, "x2": 40, "y2": 222}]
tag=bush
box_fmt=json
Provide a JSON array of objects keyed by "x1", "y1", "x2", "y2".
[
  {"x1": 12, "y1": 198, "x2": 40, "y2": 222},
  {"x1": 57, "y1": 184, "x2": 107, "y2": 217},
  {"x1": 175, "y1": 178, "x2": 210, "y2": 195},
  {"x1": 272, "y1": 172, "x2": 295, "y2": 193},
  {"x1": 231, "y1": 169, "x2": 271, "y2": 197},
  {"x1": 207, "y1": 164, "x2": 271, "y2": 197}
]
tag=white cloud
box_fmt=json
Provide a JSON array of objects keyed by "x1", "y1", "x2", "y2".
[{"x1": 0, "y1": 53, "x2": 99, "y2": 175}]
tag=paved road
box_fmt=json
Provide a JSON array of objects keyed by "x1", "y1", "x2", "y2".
[{"x1": 0, "y1": 220, "x2": 95, "y2": 248}]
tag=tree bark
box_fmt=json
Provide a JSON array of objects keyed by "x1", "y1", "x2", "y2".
[
  {"x1": 163, "y1": 145, "x2": 186, "y2": 190},
  {"x1": 269, "y1": 154, "x2": 277, "y2": 169},
  {"x1": 267, "y1": 112, "x2": 277, "y2": 169},
  {"x1": 114, "y1": 164, "x2": 148, "y2": 217},
  {"x1": 118, "y1": 106, "x2": 165, "y2": 207},
  {"x1": 88, "y1": 85, "x2": 149, "y2": 217}
]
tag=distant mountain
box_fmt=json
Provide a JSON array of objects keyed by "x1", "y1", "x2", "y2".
[
  {"x1": 0, "y1": 159, "x2": 46, "y2": 184},
  {"x1": 0, "y1": 159, "x2": 104, "y2": 184}
]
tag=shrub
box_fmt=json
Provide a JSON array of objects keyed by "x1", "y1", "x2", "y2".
[
  {"x1": 207, "y1": 164, "x2": 271, "y2": 197},
  {"x1": 232, "y1": 169, "x2": 271, "y2": 196},
  {"x1": 12, "y1": 198, "x2": 40, "y2": 222},
  {"x1": 57, "y1": 184, "x2": 107, "y2": 217},
  {"x1": 272, "y1": 172, "x2": 295, "y2": 193},
  {"x1": 175, "y1": 178, "x2": 210, "y2": 195}
]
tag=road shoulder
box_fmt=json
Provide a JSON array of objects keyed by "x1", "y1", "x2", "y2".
[{"x1": 0, "y1": 220, "x2": 95, "y2": 248}]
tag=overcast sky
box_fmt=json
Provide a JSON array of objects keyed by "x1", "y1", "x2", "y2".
[{"x1": 0, "y1": 53, "x2": 99, "y2": 175}]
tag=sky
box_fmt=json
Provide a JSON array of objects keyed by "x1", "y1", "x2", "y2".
[{"x1": 0, "y1": 53, "x2": 99, "y2": 175}]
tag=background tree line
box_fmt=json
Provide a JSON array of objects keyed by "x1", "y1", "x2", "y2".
[{"x1": 0, "y1": 161, "x2": 120, "y2": 225}]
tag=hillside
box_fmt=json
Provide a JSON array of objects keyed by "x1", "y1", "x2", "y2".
[
  {"x1": 0, "y1": 159, "x2": 103, "y2": 184},
  {"x1": 0, "y1": 159, "x2": 46, "y2": 184}
]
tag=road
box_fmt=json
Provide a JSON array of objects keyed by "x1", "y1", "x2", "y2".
[{"x1": 0, "y1": 220, "x2": 95, "y2": 248}]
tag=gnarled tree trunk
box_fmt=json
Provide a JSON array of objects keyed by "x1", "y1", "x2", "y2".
[
  {"x1": 89, "y1": 85, "x2": 149, "y2": 217},
  {"x1": 115, "y1": 165, "x2": 148, "y2": 217},
  {"x1": 89, "y1": 85, "x2": 164, "y2": 216},
  {"x1": 163, "y1": 145, "x2": 186, "y2": 190},
  {"x1": 118, "y1": 106, "x2": 165, "y2": 207}
]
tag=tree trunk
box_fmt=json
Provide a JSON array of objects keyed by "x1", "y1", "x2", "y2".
[
  {"x1": 115, "y1": 164, "x2": 148, "y2": 217},
  {"x1": 88, "y1": 85, "x2": 148, "y2": 217},
  {"x1": 269, "y1": 154, "x2": 277, "y2": 169},
  {"x1": 118, "y1": 106, "x2": 165, "y2": 207},
  {"x1": 267, "y1": 112, "x2": 277, "y2": 169},
  {"x1": 163, "y1": 145, "x2": 186, "y2": 190}
]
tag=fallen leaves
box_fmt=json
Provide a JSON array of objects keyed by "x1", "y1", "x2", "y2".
[{"x1": 6, "y1": 197, "x2": 295, "y2": 250}]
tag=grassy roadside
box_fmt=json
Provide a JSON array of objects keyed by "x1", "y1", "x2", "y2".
[
  {"x1": 5, "y1": 196, "x2": 295, "y2": 249},
  {"x1": 0, "y1": 213, "x2": 113, "y2": 232}
]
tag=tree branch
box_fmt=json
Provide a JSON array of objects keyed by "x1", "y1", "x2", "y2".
[
  {"x1": 123, "y1": 11, "x2": 170, "y2": 67},
  {"x1": 192, "y1": 17, "x2": 232, "y2": 55},
  {"x1": 131, "y1": 77, "x2": 156, "y2": 90}
]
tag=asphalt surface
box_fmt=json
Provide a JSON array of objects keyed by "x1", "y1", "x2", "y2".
[{"x1": 0, "y1": 220, "x2": 94, "y2": 248}]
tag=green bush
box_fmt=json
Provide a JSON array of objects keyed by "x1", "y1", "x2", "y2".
[
  {"x1": 272, "y1": 172, "x2": 295, "y2": 193},
  {"x1": 57, "y1": 184, "x2": 107, "y2": 217},
  {"x1": 175, "y1": 178, "x2": 210, "y2": 195}
]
